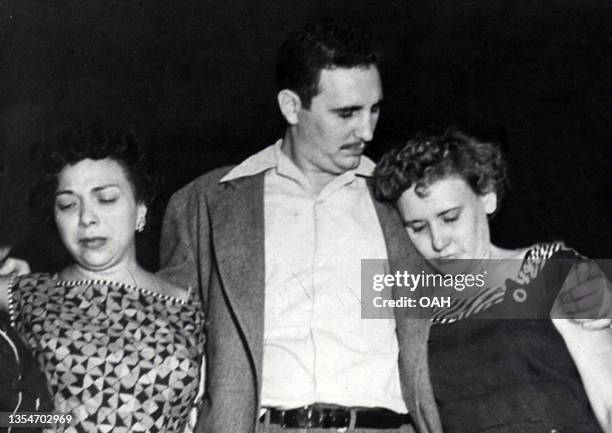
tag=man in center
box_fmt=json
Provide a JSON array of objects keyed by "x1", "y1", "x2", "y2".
[{"x1": 160, "y1": 20, "x2": 442, "y2": 433}]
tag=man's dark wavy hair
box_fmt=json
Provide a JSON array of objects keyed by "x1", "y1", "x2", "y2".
[
  {"x1": 276, "y1": 18, "x2": 381, "y2": 109},
  {"x1": 29, "y1": 122, "x2": 159, "y2": 219},
  {"x1": 374, "y1": 130, "x2": 507, "y2": 213}
]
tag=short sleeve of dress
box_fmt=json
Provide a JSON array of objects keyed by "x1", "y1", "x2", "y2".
[
  {"x1": 499, "y1": 242, "x2": 579, "y2": 319},
  {"x1": 7, "y1": 273, "x2": 55, "y2": 342}
]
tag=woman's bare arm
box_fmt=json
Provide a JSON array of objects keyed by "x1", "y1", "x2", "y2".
[{"x1": 553, "y1": 319, "x2": 612, "y2": 432}]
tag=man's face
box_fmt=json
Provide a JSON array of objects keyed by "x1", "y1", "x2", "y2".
[{"x1": 294, "y1": 66, "x2": 383, "y2": 175}]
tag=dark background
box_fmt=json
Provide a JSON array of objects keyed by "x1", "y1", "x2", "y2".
[{"x1": 1, "y1": 0, "x2": 610, "y2": 271}]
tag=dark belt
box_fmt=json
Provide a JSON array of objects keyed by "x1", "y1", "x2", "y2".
[{"x1": 262, "y1": 405, "x2": 412, "y2": 429}]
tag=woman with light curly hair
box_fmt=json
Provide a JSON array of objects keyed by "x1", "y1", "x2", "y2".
[{"x1": 374, "y1": 130, "x2": 611, "y2": 433}]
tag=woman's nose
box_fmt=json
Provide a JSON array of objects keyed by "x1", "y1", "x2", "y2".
[
  {"x1": 430, "y1": 226, "x2": 450, "y2": 252},
  {"x1": 78, "y1": 203, "x2": 99, "y2": 227}
]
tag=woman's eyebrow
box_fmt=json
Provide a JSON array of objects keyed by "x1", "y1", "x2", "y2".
[
  {"x1": 55, "y1": 190, "x2": 74, "y2": 196},
  {"x1": 437, "y1": 206, "x2": 461, "y2": 217},
  {"x1": 92, "y1": 184, "x2": 120, "y2": 193}
]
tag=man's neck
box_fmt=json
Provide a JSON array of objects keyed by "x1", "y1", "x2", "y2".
[{"x1": 281, "y1": 132, "x2": 341, "y2": 196}]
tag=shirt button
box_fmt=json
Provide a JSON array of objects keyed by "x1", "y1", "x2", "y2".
[{"x1": 513, "y1": 288, "x2": 527, "y2": 303}]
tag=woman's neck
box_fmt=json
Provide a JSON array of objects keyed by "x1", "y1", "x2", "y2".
[
  {"x1": 60, "y1": 259, "x2": 150, "y2": 288},
  {"x1": 479, "y1": 244, "x2": 531, "y2": 287},
  {"x1": 489, "y1": 244, "x2": 531, "y2": 260}
]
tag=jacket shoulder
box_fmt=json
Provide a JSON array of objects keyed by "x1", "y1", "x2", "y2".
[{"x1": 169, "y1": 165, "x2": 236, "y2": 203}]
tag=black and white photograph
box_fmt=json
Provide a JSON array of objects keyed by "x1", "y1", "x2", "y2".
[{"x1": 1, "y1": 1, "x2": 611, "y2": 432}]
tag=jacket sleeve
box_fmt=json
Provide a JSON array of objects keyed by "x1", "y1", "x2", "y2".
[{"x1": 158, "y1": 182, "x2": 207, "y2": 305}]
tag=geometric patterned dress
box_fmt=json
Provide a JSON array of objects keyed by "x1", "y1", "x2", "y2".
[{"x1": 8, "y1": 273, "x2": 205, "y2": 433}]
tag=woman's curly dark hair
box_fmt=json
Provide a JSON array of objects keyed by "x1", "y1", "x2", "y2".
[
  {"x1": 29, "y1": 123, "x2": 159, "y2": 218},
  {"x1": 374, "y1": 130, "x2": 507, "y2": 211}
]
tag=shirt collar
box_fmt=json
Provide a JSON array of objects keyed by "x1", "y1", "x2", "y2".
[
  {"x1": 220, "y1": 140, "x2": 282, "y2": 183},
  {"x1": 220, "y1": 139, "x2": 376, "y2": 183},
  {"x1": 353, "y1": 154, "x2": 376, "y2": 177}
]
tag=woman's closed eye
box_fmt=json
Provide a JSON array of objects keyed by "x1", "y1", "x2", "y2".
[
  {"x1": 407, "y1": 222, "x2": 427, "y2": 233},
  {"x1": 96, "y1": 190, "x2": 120, "y2": 204},
  {"x1": 98, "y1": 196, "x2": 118, "y2": 204},
  {"x1": 56, "y1": 200, "x2": 76, "y2": 211},
  {"x1": 441, "y1": 209, "x2": 461, "y2": 223}
]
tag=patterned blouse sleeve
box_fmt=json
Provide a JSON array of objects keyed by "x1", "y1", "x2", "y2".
[{"x1": 7, "y1": 274, "x2": 43, "y2": 336}]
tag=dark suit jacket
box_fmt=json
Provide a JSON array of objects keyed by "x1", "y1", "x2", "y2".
[{"x1": 159, "y1": 166, "x2": 442, "y2": 433}]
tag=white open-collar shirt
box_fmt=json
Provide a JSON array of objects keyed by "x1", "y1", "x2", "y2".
[{"x1": 221, "y1": 140, "x2": 407, "y2": 413}]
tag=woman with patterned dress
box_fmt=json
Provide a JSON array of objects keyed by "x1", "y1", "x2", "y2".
[
  {"x1": 374, "y1": 130, "x2": 611, "y2": 433},
  {"x1": 0, "y1": 124, "x2": 204, "y2": 432}
]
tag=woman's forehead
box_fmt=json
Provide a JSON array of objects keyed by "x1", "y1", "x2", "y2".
[
  {"x1": 57, "y1": 158, "x2": 130, "y2": 190},
  {"x1": 398, "y1": 177, "x2": 475, "y2": 215}
]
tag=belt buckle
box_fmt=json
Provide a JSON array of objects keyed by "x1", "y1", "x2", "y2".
[
  {"x1": 328, "y1": 407, "x2": 350, "y2": 428},
  {"x1": 304, "y1": 405, "x2": 315, "y2": 428},
  {"x1": 284, "y1": 405, "x2": 315, "y2": 428},
  {"x1": 272, "y1": 404, "x2": 353, "y2": 429}
]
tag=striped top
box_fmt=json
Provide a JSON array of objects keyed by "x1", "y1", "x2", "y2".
[{"x1": 431, "y1": 242, "x2": 568, "y2": 323}]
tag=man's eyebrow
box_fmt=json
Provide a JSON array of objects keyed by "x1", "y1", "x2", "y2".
[
  {"x1": 330, "y1": 99, "x2": 384, "y2": 111},
  {"x1": 330, "y1": 105, "x2": 363, "y2": 112}
]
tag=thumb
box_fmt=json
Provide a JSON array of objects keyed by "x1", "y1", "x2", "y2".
[
  {"x1": 0, "y1": 246, "x2": 11, "y2": 263},
  {"x1": 0, "y1": 258, "x2": 31, "y2": 276}
]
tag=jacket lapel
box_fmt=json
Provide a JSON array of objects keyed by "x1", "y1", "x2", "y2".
[
  {"x1": 369, "y1": 186, "x2": 416, "y2": 277},
  {"x1": 370, "y1": 187, "x2": 442, "y2": 432},
  {"x1": 209, "y1": 174, "x2": 266, "y2": 380},
  {"x1": 370, "y1": 190, "x2": 429, "y2": 320}
]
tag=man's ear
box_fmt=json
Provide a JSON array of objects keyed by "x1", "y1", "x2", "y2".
[
  {"x1": 480, "y1": 191, "x2": 498, "y2": 215},
  {"x1": 277, "y1": 89, "x2": 302, "y2": 125}
]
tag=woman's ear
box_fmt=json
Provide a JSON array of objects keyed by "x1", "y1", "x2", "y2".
[
  {"x1": 136, "y1": 204, "x2": 148, "y2": 232},
  {"x1": 277, "y1": 89, "x2": 302, "y2": 125},
  {"x1": 480, "y1": 191, "x2": 498, "y2": 215}
]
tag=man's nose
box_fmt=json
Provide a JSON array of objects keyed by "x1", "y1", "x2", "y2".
[{"x1": 355, "y1": 112, "x2": 375, "y2": 142}]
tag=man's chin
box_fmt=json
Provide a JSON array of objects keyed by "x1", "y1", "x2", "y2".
[{"x1": 338, "y1": 155, "x2": 362, "y2": 171}]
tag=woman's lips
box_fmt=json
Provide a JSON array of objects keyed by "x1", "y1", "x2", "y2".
[
  {"x1": 434, "y1": 254, "x2": 460, "y2": 260},
  {"x1": 79, "y1": 237, "x2": 107, "y2": 249}
]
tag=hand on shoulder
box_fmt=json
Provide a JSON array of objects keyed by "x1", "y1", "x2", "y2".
[
  {"x1": 554, "y1": 258, "x2": 612, "y2": 330},
  {"x1": 0, "y1": 258, "x2": 31, "y2": 277},
  {"x1": 0, "y1": 246, "x2": 30, "y2": 276},
  {"x1": 0, "y1": 248, "x2": 31, "y2": 311}
]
